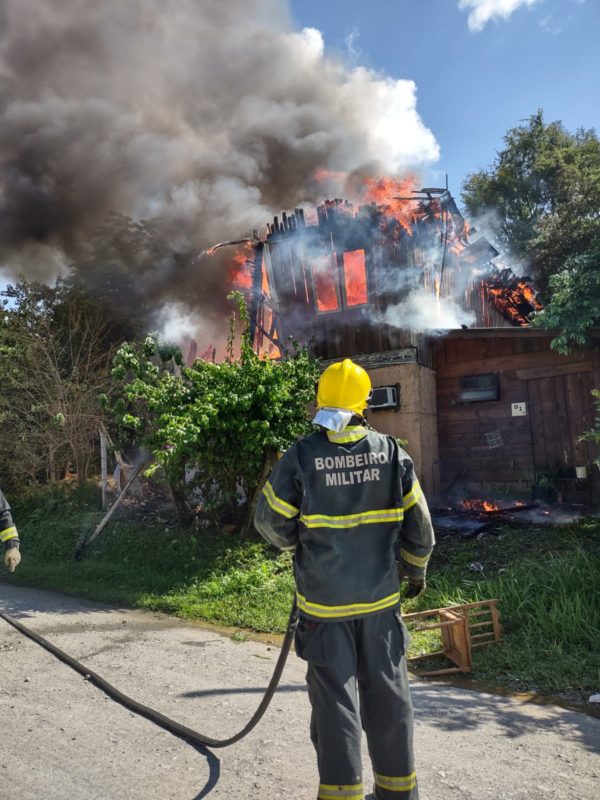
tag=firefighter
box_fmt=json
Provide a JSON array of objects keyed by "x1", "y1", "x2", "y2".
[
  {"x1": 1, "y1": 488, "x2": 21, "y2": 573},
  {"x1": 255, "y1": 358, "x2": 435, "y2": 800}
]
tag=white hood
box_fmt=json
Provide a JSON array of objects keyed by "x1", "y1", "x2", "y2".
[{"x1": 312, "y1": 407, "x2": 354, "y2": 433}]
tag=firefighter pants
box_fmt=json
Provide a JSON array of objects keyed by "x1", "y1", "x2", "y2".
[{"x1": 295, "y1": 609, "x2": 418, "y2": 800}]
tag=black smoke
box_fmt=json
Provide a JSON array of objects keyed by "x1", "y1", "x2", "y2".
[{"x1": 0, "y1": 0, "x2": 438, "y2": 342}]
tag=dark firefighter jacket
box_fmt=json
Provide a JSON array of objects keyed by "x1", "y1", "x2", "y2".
[
  {"x1": 0, "y1": 489, "x2": 20, "y2": 552},
  {"x1": 254, "y1": 424, "x2": 435, "y2": 622}
]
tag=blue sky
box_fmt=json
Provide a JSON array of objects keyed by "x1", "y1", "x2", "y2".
[{"x1": 289, "y1": 0, "x2": 600, "y2": 202}]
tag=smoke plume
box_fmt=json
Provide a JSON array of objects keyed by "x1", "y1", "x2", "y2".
[
  {"x1": 382, "y1": 289, "x2": 476, "y2": 332},
  {"x1": 0, "y1": 0, "x2": 439, "y2": 337}
]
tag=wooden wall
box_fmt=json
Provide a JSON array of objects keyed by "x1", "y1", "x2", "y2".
[
  {"x1": 264, "y1": 231, "x2": 437, "y2": 365},
  {"x1": 435, "y1": 330, "x2": 600, "y2": 503},
  {"x1": 261, "y1": 202, "x2": 461, "y2": 367}
]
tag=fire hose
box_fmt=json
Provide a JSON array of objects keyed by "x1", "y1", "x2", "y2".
[{"x1": 0, "y1": 597, "x2": 298, "y2": 748}]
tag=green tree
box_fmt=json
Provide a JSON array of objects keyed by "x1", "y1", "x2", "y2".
[
  {"x1": 530, "y1": 246, "x2": 600, "y2": 354},
  {"x1": 111, "y1": 294, "x2": 319, "y2": 529},
  {"x1": 0, "y1": 279, "x2": 114, "y2": 489},
  {"x1": 462, "y1": 111, "x2": 600, "y2": 298},
  {"x1": 579, "y1": 390, "x2": 600, "y2": 468}
]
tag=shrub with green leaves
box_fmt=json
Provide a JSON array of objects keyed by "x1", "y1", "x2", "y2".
[
  {"x1": 531, "y1": 246, "x2": 600, "y2": 354},
  {"x1": 110, "y1": 293, "x2": 319, "y2": 524},
  {"x1": 579, "y1": 389, "x2": 600, "y2": 468}
]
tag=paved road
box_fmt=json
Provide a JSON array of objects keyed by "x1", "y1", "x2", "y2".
[{"x1": 1, "y1": 581, "x2": 599, "y2": 799}]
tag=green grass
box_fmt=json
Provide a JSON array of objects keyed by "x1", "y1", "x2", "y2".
[
  {"x1": 8, "y1": 484, "x2": 296, "y2": 632},
  {"x1": 404, "y1": 521, "x2": 600, "y2": 697},
  {"x1": 5, "y1": 485, "x2": 600, "y2": 698}
]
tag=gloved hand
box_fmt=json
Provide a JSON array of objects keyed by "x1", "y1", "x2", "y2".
[
  {"x1": 4, "y1": 548, "x2": 21, "y2": 573},
  {"x1": 404, "y1": 578, "x2": 425, "y2": 599},
  {"x1": 398, "y1": 564, "x2": 425, "y2": 599}
]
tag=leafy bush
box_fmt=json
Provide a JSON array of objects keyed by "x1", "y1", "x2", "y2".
[
  {"x1": 110, "y1": 293, "x2": 319, "y2": 524},
  {"x1": 531, "y1": 246, "x2": 600, "y2": 353},
  {"x1": 579, "y1": 389, "x2": 600, "y2": 468}
]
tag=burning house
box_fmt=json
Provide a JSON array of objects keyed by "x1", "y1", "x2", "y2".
[
  {"x1": 5, "y1": 2, "x2": 596, "y2": 509},
  {"x1": 224, "y1": 180, "x2": 600, "y2": 507},
  {"x1": 245, "y1": 183, "x2": 540, "y2": 358}
]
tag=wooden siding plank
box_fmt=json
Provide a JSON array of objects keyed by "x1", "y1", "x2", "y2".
[
  {"x1": 580, "y1": 371, "x2": 597, "y2": 466},
  {"x1": 437, "y1": 350, "x2": 591, "y2": 380},
  {"x1": 554, "y1": 376, "x2": 573, "y2": 467},
  {"x1": 527, "y1": 379, "x2": 547, "y2": 470},
  {"x1": 566, "y1": 372, "x2": 588, "y2": 467},
  {"x1": 539, "y1": 377, "x2": 562, "y2": 466},
  {"x1": 516, "y1": 361, "x2": 593, "y2": 381}
]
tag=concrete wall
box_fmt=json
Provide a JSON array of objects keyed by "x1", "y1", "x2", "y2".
[{"x1": 364, "y1": 363, "x2": 439, "y2": 499}]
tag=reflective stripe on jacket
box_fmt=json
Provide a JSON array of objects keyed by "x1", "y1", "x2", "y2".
[
  {"x1": 254, "y1": 425, "x2": 435, "y2": 622},
  {"x1": 0, "y1": 489, "x2": 19, "y2": 550}
]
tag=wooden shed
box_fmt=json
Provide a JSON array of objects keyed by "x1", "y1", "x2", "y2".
[{"x1": 435, "y1": 329, "x2": 600, "y2": 504}]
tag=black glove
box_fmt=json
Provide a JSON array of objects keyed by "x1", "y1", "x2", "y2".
[
  {"x1": 398, "y1": 563, "x2": 425, "y2": 599},
  {"x1": 404, "y1": 578, "x2": 425, "y2": 599}
]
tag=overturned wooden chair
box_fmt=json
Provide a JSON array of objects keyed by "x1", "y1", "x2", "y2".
[{"x1": 403, "y1": 599, "x2": 502, "y2": 677}]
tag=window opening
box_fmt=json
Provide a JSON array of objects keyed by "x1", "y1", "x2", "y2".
[
  {"x1": 459, "y1": 373, "x2": 499, "y2": 403},
  {"x1": 313, "y1": 252, "x2": 340, "y2": 312},
  {"x1": 342, "y1": 249, "x2": 368, "y2": 306}
]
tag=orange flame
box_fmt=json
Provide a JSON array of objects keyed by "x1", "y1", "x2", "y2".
[
  {"x1": 460, "y1": 499, "x2": 500, "y2": 513},
  {"x1": 362, "y1": 176, "x2": 417, "y2": 235},
  {"x1": 486, "y1": 280, "x2": 543, "y2": 325},
  {"x1": 343, "y1": 249, "x2": 368, "y2": 306},
  {"x1": 482, "y1": 500, "x2": 499, "y2": 512},
  {"x1": 228, "y1": 243, "x2": 254, "y2": 290},
  {"x1": 313, "y1": 253, "x2": 340, "y2": 311}
]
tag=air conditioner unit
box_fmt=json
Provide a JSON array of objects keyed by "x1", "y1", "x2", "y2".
[{"x1": 369, "y1": 384, "x2": 400, "y2": 411}]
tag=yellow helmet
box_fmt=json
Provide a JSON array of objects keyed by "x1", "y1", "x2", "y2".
[{"x1": 317, "y1": 359, "x2": 371, "y2": 415}]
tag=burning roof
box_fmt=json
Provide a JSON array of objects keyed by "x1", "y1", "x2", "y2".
[
  {"x1": 224, "y1": 182, "x2": 543, "y2": 359},
  {"x1": 483, "y1": 265, "x2": 543, "y2": 326}
]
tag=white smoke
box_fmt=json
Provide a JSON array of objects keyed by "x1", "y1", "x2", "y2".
[
  {"x1": 382, "y1": 288, "x2": 476, "y2": 333},
  {"x1": 459, "y1": 0, "x2": 540, "y2": 31},
  {"x1": 0, "y1": 0, "x2": 439, "y2": 294},
  {"x1": 157, "y1": 303, "x2": 206, "y2": 344}
]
